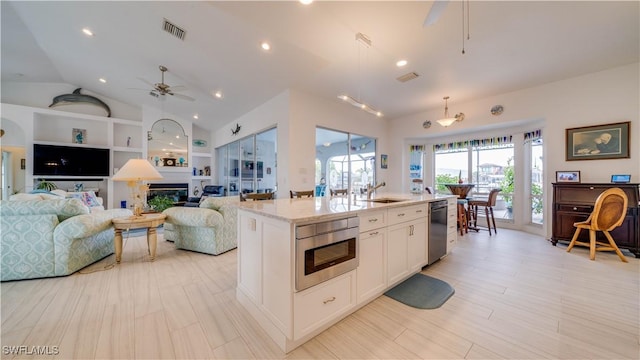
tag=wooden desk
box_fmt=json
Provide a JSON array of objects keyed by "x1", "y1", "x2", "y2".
[
  {"x1": 444, "y1": 183, "x2": 475, "y2": 199},
  {"x1": 112, "y1": 213, "x2": 166, "y2": 263},
  {"x1": 551, "y1": 183, "x2": 639, "y2": 257}
]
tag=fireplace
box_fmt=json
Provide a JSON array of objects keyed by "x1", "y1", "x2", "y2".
[{"x1": 147, "y1": 183, "x2": 189, "y2": 206}]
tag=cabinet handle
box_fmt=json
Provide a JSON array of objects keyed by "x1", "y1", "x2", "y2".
[
  {"x1": 397, "y1": 213, "x2": 405, "y2": 217},
  {"x1": 368, "y1": 218, "x2": 378, "y2": 223},
  {"x1": 589, "y1": 187, "x2": 594, "y2": 190},
  {"x1": 369, "y1": 231, "x2": 379, "y2": 236},
  {"x1": 416, "y1": 210, "x2": 423, "y2": 213},
  {"x1": 323, "y1": 297, "x2": 336, "y2": 304},
  {"x1": 573, "y1": 207, "x2": 578, "y2": 211}
]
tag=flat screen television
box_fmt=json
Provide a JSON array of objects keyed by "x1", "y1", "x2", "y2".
[{"x1": 33, "y1": 144, "x2": 110, "y2": 177}]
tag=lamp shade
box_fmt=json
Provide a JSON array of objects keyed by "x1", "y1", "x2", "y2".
[
  {"x1": 436, "y1": 117, "x2": 458, "y2": 127},
  {"x1": 112, "y1": 159, "x2": 163, "y2": 181}
]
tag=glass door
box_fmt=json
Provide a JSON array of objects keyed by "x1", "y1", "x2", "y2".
[{"x1": 256, "y1": 128, "x2": 277, "y2": 194}]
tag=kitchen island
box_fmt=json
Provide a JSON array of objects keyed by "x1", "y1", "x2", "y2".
[{"x1": 236, "y1": 193, "x2": 457, "y2": 353}]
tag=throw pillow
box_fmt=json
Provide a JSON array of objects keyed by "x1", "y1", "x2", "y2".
[{"x1": 66, "y1": 191, "x2": 101, "y2": 208}]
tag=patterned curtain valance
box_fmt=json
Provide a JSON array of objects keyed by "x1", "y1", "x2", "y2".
[
  {"x1": 433, "y1": 135, "x2": 514, "y2": 152},
  {"x1": 432, "y1": 141, "x2": 469, "y2": 151},
  {"x1": 410, "y1": 145, "x2": 425, "y2": 152},
  {"x1": 524, "y1": 129, "x2": 542, "y2": 143}
]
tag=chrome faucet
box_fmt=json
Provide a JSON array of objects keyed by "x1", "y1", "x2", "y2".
[{"x1": 366, "y1": 181, "x2": 386, "y2": 199}]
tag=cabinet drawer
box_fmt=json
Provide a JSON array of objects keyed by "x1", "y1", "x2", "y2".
[
  {"x1": 388, "y1": 204, "x2": 427, "y2": 225},
  {"x1": 557, "y1": 204, "x2": 593, "y2": 213},
  {"x1": 359, "y1": 210, "x2": 387, "y2": 232},
  {"x1": 294, "y1": 272, "x2": 354, "y2": 338}
]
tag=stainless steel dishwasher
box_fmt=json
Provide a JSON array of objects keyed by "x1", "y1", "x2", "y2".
[{"x1": 428, "y1": 200, "x2": 448, "y2": 265}]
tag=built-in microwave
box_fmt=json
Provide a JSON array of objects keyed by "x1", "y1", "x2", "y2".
[{"x1": 295, "y1": 217, "x2": 359, "y2": 291}]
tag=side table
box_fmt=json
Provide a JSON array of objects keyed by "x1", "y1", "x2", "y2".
[{"x1": 112, "y1": 213, "x2": 166, "y2": 263}]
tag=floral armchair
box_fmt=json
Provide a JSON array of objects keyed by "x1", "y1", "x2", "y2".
[{"x1": 163, "y1": 196, "x2": 238, "y2": 255}]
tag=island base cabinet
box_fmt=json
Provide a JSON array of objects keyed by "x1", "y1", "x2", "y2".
[
  {"x1": 408, "y1": 220, "x2": 427, "y2": 271},
  {"x1": 293, "y1": 271, "x2": 356, "y2": 340},
  {"x1": 238, "y1": 212, "x2": 293, "y2": 337},
  {"x1": 387, "y1": 223, "x2": 410, "y2": 286},
  {"x1": 446, "y1": 198, "x2": 457, "y2": 253},
  {"x1": 356, "y1": 229, "x2": 387, "y2": 304},
  {"x1": 238, "y1": 213, "x2": 263, "y2": 305}
]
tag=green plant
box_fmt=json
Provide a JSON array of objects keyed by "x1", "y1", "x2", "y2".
[
  {"x1": 147, "y1": 195, "x2": 174, "y2": 212},
  {"x1": 499, "y1": 158, "x2": 543, "y2": 214},
  {"x1": 435, "y1": 173, "x2": 460, "y2": 192},
  {"x1": 36, "y1": 179, "x2": 57, "y2": 191}
]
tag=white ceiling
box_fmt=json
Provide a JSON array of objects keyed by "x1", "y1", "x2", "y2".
[{"x1": 2, "y1": 1, "x2": 638, "y2": 133}]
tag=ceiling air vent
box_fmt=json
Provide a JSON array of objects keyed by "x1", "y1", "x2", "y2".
[
  {"x1": 396, "y1": 72, "x2": 420, "y2": 83},
  {"x1": 162, "y1": 18, "x2": 186, "y2": 41}
]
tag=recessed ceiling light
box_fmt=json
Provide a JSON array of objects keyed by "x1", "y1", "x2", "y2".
[
  {"x1": 98, "y1": 78, "x2": 106, "y2": 83},
  {"x1": 299, "y1": 0, "x2": 313, "y2": 4},
  {"x1": 82, "y1": 28, "x2": 94, "y2": 37},
  {"x1": 261, "y1": 42, "x2": 271, "y2": 51},
  {"x1": 214, "y1": 91, "x2": 223, "y2": 99},
  {"x1": 396, "y1": 59, "x2": 408, "y2": 67},
  {"x1": 193, "y1": 114, "x2": 199, "y2": 119}
]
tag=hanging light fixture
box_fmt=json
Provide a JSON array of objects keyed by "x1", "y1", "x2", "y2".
[
  {"x1": 337, "y1": 32, "x2": 383, "y2": 117},
  {"x1": 436, "y1": 96, "x2": 465, "y2": 127}
]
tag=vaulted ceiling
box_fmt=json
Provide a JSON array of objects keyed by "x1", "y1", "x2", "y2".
[{"x1": 2, "y1": 1, "x2": 638, "y2": 132}]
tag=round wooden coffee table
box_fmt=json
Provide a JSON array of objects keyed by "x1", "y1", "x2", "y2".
[{"x1": 112, "y1": 213, "x2": 166, "y2": 263}]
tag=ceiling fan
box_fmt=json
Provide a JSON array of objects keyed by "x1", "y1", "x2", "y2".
[
  {"x1": 136, "y1": 65, "x2": 195, "y2": 101},
  {"x1": 423, "y1": 0, "x2": 449, "y2": 27}
]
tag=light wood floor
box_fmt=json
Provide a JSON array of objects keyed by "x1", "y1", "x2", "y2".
[{"x1": 2, "y1": 229, "x2": 638, "y2": 359}]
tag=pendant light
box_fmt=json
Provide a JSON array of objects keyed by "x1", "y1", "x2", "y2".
[{"x1": 436, "y1": 96, "x2": 465, "y2": 127}]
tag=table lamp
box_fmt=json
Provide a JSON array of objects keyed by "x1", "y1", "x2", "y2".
[{"x1": 112, "y1": 159, "x2": 163, "y2": 217}]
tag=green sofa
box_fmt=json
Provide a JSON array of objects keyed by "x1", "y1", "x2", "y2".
[
  {"x1": 163, "y1": 196, "x2": 238, "y2": 255},
  {"x1": 1, "y1": 198, "x2": 132, "y2": 281}
]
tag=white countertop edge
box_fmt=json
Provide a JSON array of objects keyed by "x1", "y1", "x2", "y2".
[{"x1": 236, "y1": 193, "x2": 456, "y2": 223}]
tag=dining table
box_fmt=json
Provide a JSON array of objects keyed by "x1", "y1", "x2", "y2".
[{"x1": 444, "y1": 183, "x2": 475, "y2": 199}]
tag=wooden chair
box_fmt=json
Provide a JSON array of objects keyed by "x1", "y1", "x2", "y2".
[
  {"x1": 330, "y1": 189, "x2": 348, "y2": 196},
  {"x1": 290, "y1": 190, "x2": 314, "y2": 198},
  {"x1": 240, "y1": 192, "x2": 274, "y2": 202},
  {"x1": 566, "y1": 188, "x2": 628, "y2": 262},
  {"x1": 467, "y1": 188, "x2": 501, "y2": 235},
  {"x1": 457, "y1": 199, "x2": 468, "y2": 236}
]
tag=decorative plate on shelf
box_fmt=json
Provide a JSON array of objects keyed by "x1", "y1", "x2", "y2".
[
  {"x1": 193, "y1": 139, "x2": 207, "y2": 147},
  {"x1": 490, "y1": 105, "x2": 504, "y2": 116}
]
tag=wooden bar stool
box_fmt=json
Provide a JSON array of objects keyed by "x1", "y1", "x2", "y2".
[
  {"x1": 457, "y1": 199, "x2": 468, "y2": 235},
  {"x1": 467, "y1": 188, "x2": 501, "y2": 235}
]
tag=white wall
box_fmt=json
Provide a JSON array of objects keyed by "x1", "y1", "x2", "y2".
[
  {"x1": 213, "y1": 89, "x2": 390, "y2": 196},
  {"x1": 389, "y1": 62, "x2": 640, "y2": 237}
]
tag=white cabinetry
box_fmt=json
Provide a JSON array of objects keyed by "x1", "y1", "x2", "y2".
[
  {"x1": 387, "y1": 204, "x2": 428, "y2": 286},
  {"x1": 356, "y1": 210, "x2": 387, "y2": 304},
  {"x1": 446, "y1": 198, "x2": 457, "y2": 253},
  {"x1": 236, "y1": 199, "x2": 448, "y2": 354},
  {"x1": 3, "y1": 103, "x2": 143, "y2": 208},
  {"x1": 408, "y1": 219, "x2": 427, "y2": 271},
  {"x1": 294, "y1": 272, "x2": 355, "y2": 338}
]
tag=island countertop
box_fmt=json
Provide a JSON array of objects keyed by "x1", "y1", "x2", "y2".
[{"x1": 236, "y1": 192, "x2": 456, "y2": 223}]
